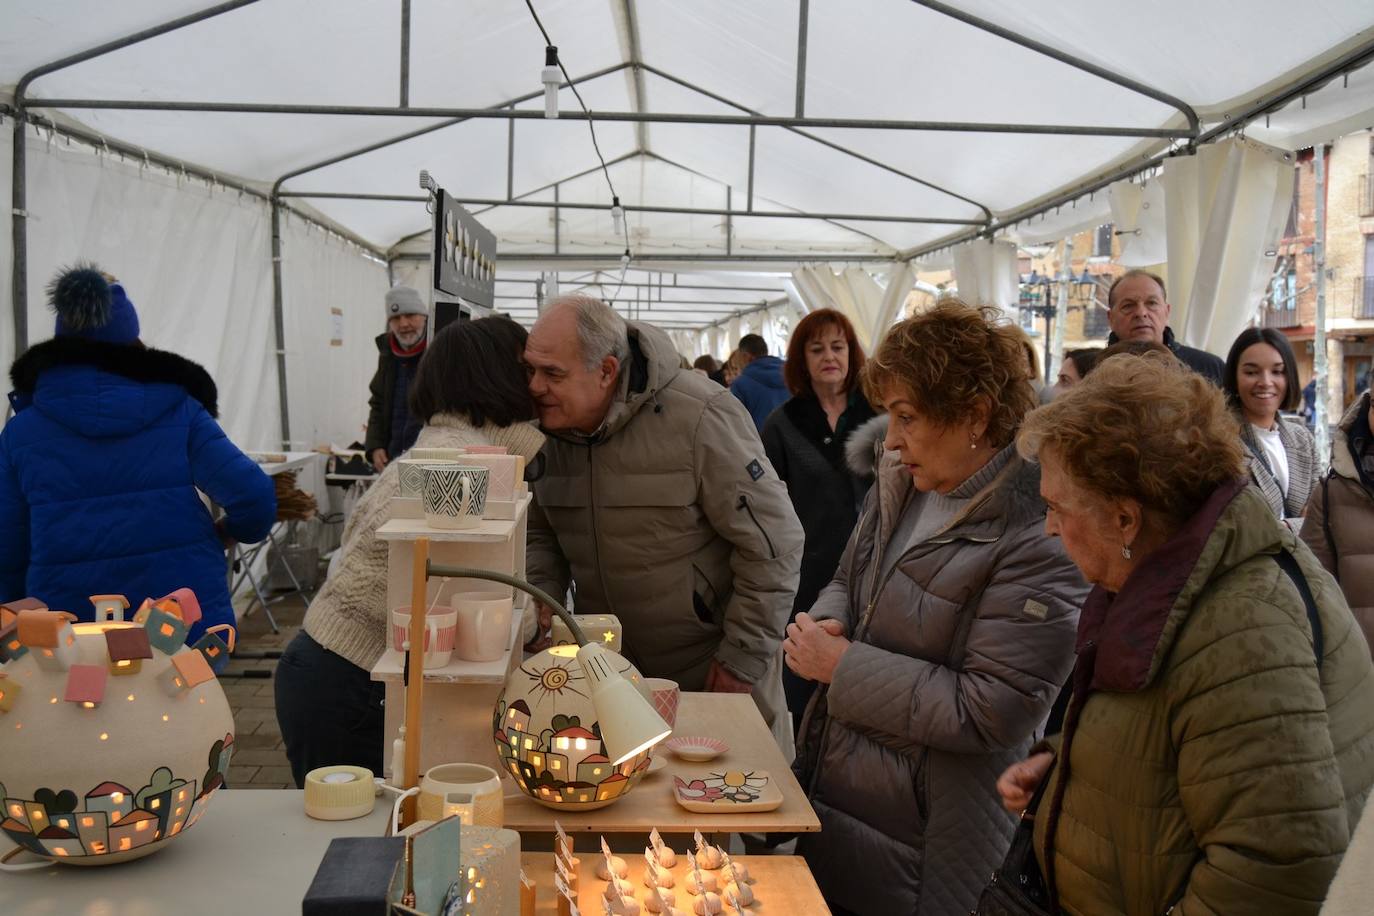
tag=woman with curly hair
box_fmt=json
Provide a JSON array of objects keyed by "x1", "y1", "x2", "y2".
[
  {"x1": 785, "y1": 300, "x2": 1087, "y2": 916},
  {"x1": 997, "y1": 352, "x2": 1374, "y2": 915}
]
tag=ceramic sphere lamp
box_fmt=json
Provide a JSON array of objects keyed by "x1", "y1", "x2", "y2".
[
  {"x1": 0, "y1": 592, "x2": 235, "y2": 869},
  {"x1": 398, "y1": 547, "x2": 670, "y2": 817}
]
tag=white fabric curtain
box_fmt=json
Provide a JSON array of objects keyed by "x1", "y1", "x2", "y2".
[
  {"x1": 790, "y1": 262, "x2": 915, "y2": 352},
  {"x1": 280, "y1": 214, "x2": 391, "y2": 450},
  {"x1": 950, "y1": 240, "x2": 1020, "y2": 313},
  {"x1": 1, "y1": 128, "x2": 279, "y2": 449},
  {"x1": 1163, "y1": 137, "x2": 1295, "y2": 353},
  {"x1": 1108, "y1": 178, "x2": 1169, "y2": 268},
  {"x1": 756, "y1": 300, "x2": 800, "y2": 359}
]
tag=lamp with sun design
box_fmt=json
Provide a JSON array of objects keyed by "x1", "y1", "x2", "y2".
[{"x1": 402, "y1": 553, "x2": 671, "y2": 816}]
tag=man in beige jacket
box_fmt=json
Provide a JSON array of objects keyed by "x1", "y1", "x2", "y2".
[{"x1": 524, "y1": 295, "x2": 803, "y2": 755}]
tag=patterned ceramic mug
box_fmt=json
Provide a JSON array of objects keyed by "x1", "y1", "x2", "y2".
[
  {"x1": 422, "y1": 464, "x2": 488, "y2": 529},
  {"x1": 390, "y1": 606, "x2": 458, "y2": 669}
]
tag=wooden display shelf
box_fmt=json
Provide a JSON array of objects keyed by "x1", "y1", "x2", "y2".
[
  {"x1": 376, "y1": 493, "x2": 532, "y2": 543},
  {"x1": 371, "y1": 603, "x2": 526, "y2": 685},
  {"x1": 522, "y1": 851, "x2": 831, "y2": 915},
  {"x1": 376, "y1": 491, "x2": 532, "y2": 777}
]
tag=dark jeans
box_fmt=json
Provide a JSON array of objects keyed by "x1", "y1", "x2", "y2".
[{"x1": 275, "y1": 631, "x2": 386, "y2": 788}]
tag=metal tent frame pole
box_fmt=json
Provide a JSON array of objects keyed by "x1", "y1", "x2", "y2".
[
  {"x1": 275, "y1": 191, "x2": 984, "y2": 226},
  {"x1": 9, "y1": 0, "x2": 262, "y2": 353},
  {"x1": 29, "y1": 98, "x2": 1197, "y2": 139}
]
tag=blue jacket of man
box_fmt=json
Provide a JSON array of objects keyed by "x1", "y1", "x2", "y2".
[
  {"x1": 0, "y1": 337, "x2": 276, "y2": 642},
  {"x1": 730, "y1": 355, "x2": 790, "y2": 431}
]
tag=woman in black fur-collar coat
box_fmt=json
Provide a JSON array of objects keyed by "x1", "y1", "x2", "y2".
[{"x1": 759, "y1": 309, "x2": 878, "y2": 733}]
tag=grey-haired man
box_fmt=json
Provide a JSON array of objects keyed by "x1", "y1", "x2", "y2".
[{"x1": 365, "y1": 286, "x2": 428, "y2": 471}]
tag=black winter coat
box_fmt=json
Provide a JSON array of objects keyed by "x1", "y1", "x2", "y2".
[
  {"x1": 760, "y1": 393, "x2": 877, "y2": 617},
  {"x1": 364, "y1": 333, "x2": 423, "y2": 457}
]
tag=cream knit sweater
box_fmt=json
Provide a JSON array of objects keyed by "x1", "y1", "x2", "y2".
[{"x1": 303, "y1": 414, "x2": 546, "y2": 671}]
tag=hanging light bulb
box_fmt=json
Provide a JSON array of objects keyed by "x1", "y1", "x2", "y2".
[
  {"x1": 620, "y1": 248, "x2": 631, "y2": 270},
  {"x1": 611, "y1": 196, "x2": 624, "y2": 235},
  {"x1": 542, "y1": 47, "x2": 561, "y2": 119}
]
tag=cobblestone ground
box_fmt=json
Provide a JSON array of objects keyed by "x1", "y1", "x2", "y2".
[{"x1": 223, "y1": 595, "x2": 305, "y2": 789}]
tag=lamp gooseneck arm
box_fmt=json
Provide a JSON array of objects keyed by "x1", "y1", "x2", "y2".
[{"x1": 424, "y1": 562, "x2": 587, "y2": 646}]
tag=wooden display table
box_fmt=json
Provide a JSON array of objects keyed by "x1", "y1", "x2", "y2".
[
  {"x1": 0, "y1": 792, "x2": 830, "y2": 915},
  {"x1": 522, "y1": 851, "x2": 830, "y2": 915},
  {"x1": 504, "y1": 693, "x2": 820, "y2": 838},
  {"x1": 0, "y1": 790, "x2": 392, "y2": 916}
]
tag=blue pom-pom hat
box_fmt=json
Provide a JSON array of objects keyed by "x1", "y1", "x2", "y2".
[{"x1": 48, "y1": 264, "x2": 141, "y2": 345}]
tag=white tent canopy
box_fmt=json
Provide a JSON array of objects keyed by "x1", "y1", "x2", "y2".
[{"x1": 3, "y1": 1, "x2": 1373, "y2": 448}]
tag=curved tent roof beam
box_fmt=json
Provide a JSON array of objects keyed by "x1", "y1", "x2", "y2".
[
  {"x1": 897, "y1": 33, "x2": 1374, "y2": 264},
  {"x1": 269, "y1": 62, "x2": 633, "y2": 199},
  {"x1": 10, "y1": 0, "x2": 263, "y2": 352},
  {"x1": 908, "y1": 0, "x2": 1201, "y2": 136},
  {"x1": 636, "y1": 63, "x2": 995, "y2": 227}
]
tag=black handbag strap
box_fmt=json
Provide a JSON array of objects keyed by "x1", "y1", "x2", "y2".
[{"x1": 1275, "y1": 548, "x2": 1323, "y2": 668}]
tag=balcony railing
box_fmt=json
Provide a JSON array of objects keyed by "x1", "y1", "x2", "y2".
[
  {"x1": 1261, "y1": 307, "x2": 1302, "y2": 329},
  {"x1": 1361, "y1": 174, "x2": 1374, "y2": 219},
  {"x1": 1357, "y1": 276, "x2": 1374, "y2": 320}
]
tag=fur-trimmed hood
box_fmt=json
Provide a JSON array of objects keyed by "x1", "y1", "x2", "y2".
[
  {"x1": 9, "y1": 337, "x2": 218, "y2": 438},
  {"x1": 845, "y1": 414, "x2": 889, "y2": 477}
]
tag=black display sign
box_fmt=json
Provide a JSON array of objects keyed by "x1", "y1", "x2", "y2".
[{"x1": 431, "y1": 188, "x2": 496, "y2": 309}]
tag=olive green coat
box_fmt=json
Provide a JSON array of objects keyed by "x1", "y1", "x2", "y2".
[
  {"x1": 526, "y1": 321, "x2": 803, "y2": 751},
  {"x1": 1034, "y1": 482, "x2": 1374, "y2": 915}
]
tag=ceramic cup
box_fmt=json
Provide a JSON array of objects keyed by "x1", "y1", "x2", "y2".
[
  {"x1": 644, "y1": 677, "x2": 680, "y2": 728},
  {"x1": 390, "y1": 605, "x2": 458, "y2": 668},
  {"x1": 422, "y1": 464, "x2": 488, "y2": 529},
  {"x1": 452, "y1": 589, "x2": 514, "y2": 662},
  {"x1": 417, "y1": 762, "x2": 504, "y2": 826},
  {"x1": 397, "y1": 458, "x2": 456, "y2": 498}
]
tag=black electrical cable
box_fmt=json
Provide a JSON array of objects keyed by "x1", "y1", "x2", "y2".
[{"x1": 524, "y1": 0, "x2": 633, "y2": 304}]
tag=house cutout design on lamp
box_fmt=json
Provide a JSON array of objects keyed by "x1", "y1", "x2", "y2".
[{"x1": 393, "y1": 542, "x2": 671, "y2": 824}]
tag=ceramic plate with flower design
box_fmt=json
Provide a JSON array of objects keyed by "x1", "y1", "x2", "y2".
[{"x1": 672, "y1": 769, "x2": 783, "y2": 813}]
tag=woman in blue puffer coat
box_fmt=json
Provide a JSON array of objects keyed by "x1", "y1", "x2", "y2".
[{"x1": 0, "y1": 265, "x2": 275, "y2": 642}]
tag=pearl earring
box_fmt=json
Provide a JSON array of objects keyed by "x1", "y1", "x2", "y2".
[{"x1": 1121, "y1": 544, "x2": 1132, "y2": 560}]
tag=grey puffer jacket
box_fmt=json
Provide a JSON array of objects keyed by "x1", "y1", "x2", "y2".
[{"x1": 796, "y1": 447, "x2": 1086, "y2": 916}]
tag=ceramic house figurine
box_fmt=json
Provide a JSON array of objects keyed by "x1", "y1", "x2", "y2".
[
  {"x1": 105, "y1": 627, "x2": 153, "y2": 676},
  {"x1": 89, "y1": 595, "x2": 130, "y2": 622},
  {"x1": 153, "y1": 589, "x2": 203, "y2": 629},
  {"x1": 0, "y1": 671, "x2": 21, "y2": 712},
  {"x1": 190, "y1": 624, "x2": 234, "y2": 667},
  {"x1": 143, "y1": 609, "x2": 188, "y2": 655},
  {"x1": 160, "y1": 650, "x2": 214, "y2": 696},
  {"x1": 0, "y1": 611, "x2": 25, "y2": 663},
  {"x1": 549, "y1": 614, "x2": 622, "y2": 653},
  {"x1": 1, "y1": 597, "x2": 48, "y2": 615},
  {"x1": 18, "y1": 609, "x2": 78, "y2": 671},
  {"x1": 64, "y1": 664, "x2": 109, "y2": 707}
]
